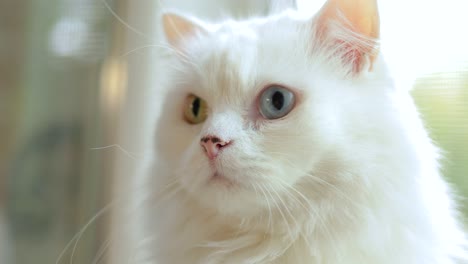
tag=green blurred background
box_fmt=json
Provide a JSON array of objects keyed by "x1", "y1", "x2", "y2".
[{"x1": 413, "y1": 72, "x2": 468, "y2": 216}]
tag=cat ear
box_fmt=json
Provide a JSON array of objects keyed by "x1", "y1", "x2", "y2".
[
  {"x1": 314, "y1": 0, "x2": 380, "y2": 75},
  {"x1": 162, "y1": 12, "x2": 208, "y2": 49}
]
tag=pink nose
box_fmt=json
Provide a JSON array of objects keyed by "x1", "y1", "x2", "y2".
[{"x1": 200, "y1": 136, "x2": 231, "y2": 160}]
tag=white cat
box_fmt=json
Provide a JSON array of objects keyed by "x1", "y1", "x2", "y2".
[{"x1": 140, "y1": 0, "x2": 467, "y2": 263}]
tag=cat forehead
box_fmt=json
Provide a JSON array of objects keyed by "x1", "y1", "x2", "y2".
[
  {"x1": 187, "y1": 16, "x2": 306, "y2": 102},
  {"x1": 188, "y1": 23, "x2": 260, "y2": 101}
]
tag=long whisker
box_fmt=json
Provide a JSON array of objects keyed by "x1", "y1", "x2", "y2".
[
  {"x1": 55, "y1": 203, "x2": 114, "y2": 264},
  {"x1": 119, "y1": 44, "x2": 165, "y2": 58},
  {"x1": 119, "y1": 42, "x2": 179, "y2": 58},
  {"x1": 91, "y1": 237, "x2": 111, "y2": 264},
  {"x1": 90, "y1": 144, "x2": 151, "y2": 160},
  {"x1": 270, "y1": 178, "x2": 317, "y2": 250},
  {"x1": 126, "y1": 236, "x2": 157, "y2": 264},
  {"x1": 265, "y1": 151, "x2": 360, "y2": 208},
  {"x1": 149, "y1": 176, "x2": 184, "y2": 205},
  {"x1": 266, "y1": 184, "x2": 300, "y2": 256},
  {"x1": 253, "y1": 182, "x2": 273, "y2": 233},
  {"x1": 101, "y1": 0, "x2": 152, "y2": 40},
  {"x1": 263, "y1": 183, "x2": 295, "y2": 242}
]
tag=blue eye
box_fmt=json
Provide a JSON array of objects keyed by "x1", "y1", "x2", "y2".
[{"x1": 259, "y1": 85, "x2": 295, "y2": 119}]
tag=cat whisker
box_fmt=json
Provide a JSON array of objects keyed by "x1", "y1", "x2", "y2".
[
  {"x1": 259, "y1": 151, "x2": 364, "y2": 253},
  {"x1": 271, "y1": 178, "x2": 314, "y2": 218},
  {"x1": 118, "y1": 37, "x2": 205, "y2": 75},
  {"x1": 263, "y1": 183, "x2": 296, "y2": 243},
  {"x1": 265, "y1": 184, "x2": 300, "y2": 255},
  {"x1": 91, "y1": 237, "x2": 111, "y2": 264},
  {"x1": 121, "y1": 41, "x2": 182, "y2": 60},
  {"x1": 274, "y1": 178, "x2": 338, "y2": 253},
  {"x1": 270, "y1": 186, "x2": 301, "y2": 235},
  {"x1": 120, "y1": 47, "x2": 202, "y2": 78},
  {"x1": 127, "y1": 236, "x2": 158, "y2": 264},
  {"x1": 55, "y1": 203, "x2": 114, "y2": 264},
  {"x1": 119, "y1": 44, "x2": 166, "y2": 58},
  {"x1": 263, "y1": 151, "x2": 360, "y2": 208},
  {"x1": 271, "y1": 179, "x2": 328, "y2": 251},
  {"x1": 252, "y1": 182, "x2": 273, "y2": 234},
  {"x1": 90, "y1": 144, "x2": 151, "y2": 161},
  {"x1": 149, "y1": 178, "x2": 184, "y2": 209},
  {"x1": 270, "y1": 167, "x2": 352, "y2": 257},
  {"x1": 259, "y1": 144, "x2": 317, "y2": 154},
  {"x1": 301, "y1": 173, "x2": 362, "y2": 209},
  {"x1": 101, "y1": 0, "x2": 152, "y2": 41},
  {"x1": 179, "y1": 58, "x2": 205, "y2": 76}
]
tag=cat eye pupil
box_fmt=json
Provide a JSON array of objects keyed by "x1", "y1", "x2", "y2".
[
  {"x1": 272, "y1": 91, "x2": 284, "y2": 110},
  {"x1": 184, "y1": 94, "x2": 207, "y2": 124},
  {"x1": 259, "y1": 85, "x2": 295, "y2": 120},
  {"x1": 192, "y1": 97, "x2": 200, "y2": 117}
]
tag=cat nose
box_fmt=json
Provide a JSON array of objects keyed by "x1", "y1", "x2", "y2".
[{"x1": 200, "y1": 136, "x2": 231, "y2": 160}]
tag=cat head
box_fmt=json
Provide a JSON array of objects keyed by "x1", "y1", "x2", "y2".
[{"x1": 155, "y1": 0, "x2": 393, "y2": 220}]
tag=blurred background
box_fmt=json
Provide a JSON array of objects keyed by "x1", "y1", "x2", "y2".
[{"x1": 0, "y1": 0, "x2": 466, "y2": 263}]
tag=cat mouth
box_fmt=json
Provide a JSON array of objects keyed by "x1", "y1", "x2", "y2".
[{"x1": 209, "y1": 172, "x2": 236, "y2": 187}]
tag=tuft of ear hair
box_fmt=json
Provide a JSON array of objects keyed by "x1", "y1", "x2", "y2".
[
  {"x1": 162, "y1": 12, "x2": 208, "y2": 50},
  {"x1": 314, "y1": 0, "x2": 380, "y2": 76}
]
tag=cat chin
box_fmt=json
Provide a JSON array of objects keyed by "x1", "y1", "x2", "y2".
[
  {"x1": 177, "y1": 171, "x2": 271, "y2": 217},
  {"x1": 208, "y1": 172, "x2": 237, "y2": 188},
  {"x1": 193, "y1": 186, "x2": 265, "y2": 217}
]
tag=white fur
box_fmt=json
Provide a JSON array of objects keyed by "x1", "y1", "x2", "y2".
[{"x1": 139, "y1": 7, "x2": 467, "y2": 264}]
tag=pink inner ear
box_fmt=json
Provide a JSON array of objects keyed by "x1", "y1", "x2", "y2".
[
  {"x1": 314, "y1": 0, "x2": 380, "y2": 75},
  {"x1": 336, "y1": 40, "x2": 367, "y2": 74},
  {"x1": 162, "y1": 13, "x2": 207, "y2": 50},
  {"x1": 346, "y1": 44, "x2": 364, "y2": 75},
  {"x1": 315, "y1": 20, "x2": 379, "y2": 76}
]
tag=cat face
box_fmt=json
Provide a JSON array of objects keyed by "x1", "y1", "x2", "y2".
[{"x1": 156, "y1": 0, "x2": 386, "y2": 218}]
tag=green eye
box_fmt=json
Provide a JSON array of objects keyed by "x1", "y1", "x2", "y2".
[{"x1": 184, "y1": 94, "x2": 208, "y2": 124}]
